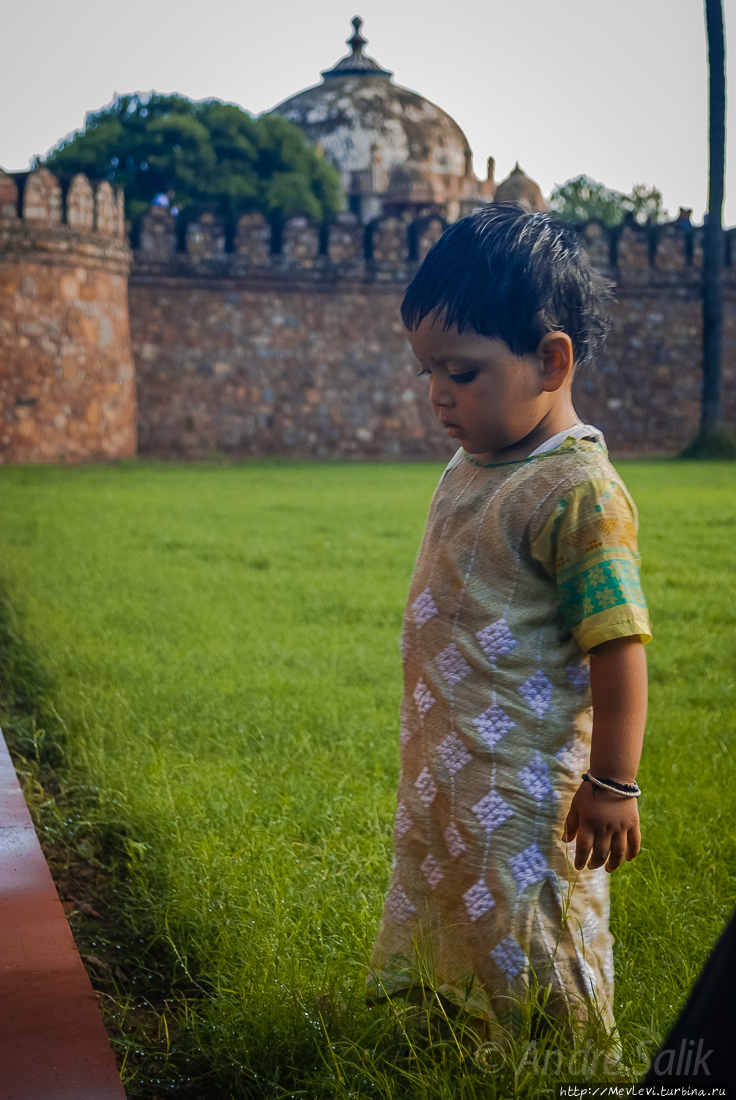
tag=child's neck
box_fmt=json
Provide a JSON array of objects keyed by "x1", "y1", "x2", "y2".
[{"x1": 472, "y1": 396, "x2": 581, "y2": 465}]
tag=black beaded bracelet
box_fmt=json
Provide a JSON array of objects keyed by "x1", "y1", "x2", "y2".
[{"x1": 581, "y1": 770, "x2": 641, "y2": 798}]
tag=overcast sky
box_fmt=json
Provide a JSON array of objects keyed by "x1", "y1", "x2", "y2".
[{"x1": 2, "y1": 0, "x2": 734, "y2": 223}]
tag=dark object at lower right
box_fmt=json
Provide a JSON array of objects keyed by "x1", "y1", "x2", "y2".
[{"x1": 643, "y1": 908, "x2": 736, "y2": 1084}]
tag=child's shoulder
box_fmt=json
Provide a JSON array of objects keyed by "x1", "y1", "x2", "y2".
[
  {"x1": 528, "y1": 438, "x2": 623, "y2": 496},
  {"x1": 524, "y1": 440, "x2": 637, "y2": 545},
  {"x1": 503, "y1": 438, "x2": 633, "y2": 537}
]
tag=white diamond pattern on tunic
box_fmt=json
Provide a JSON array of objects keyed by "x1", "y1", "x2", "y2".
[
  {"x1": 509, "y1": 843, "x2": 549, "y2": 892},
  {"x1": 472, "y1": 789, "x2": 514, "y2": 834},
  {"x1": 386, "y1": 884, "x2": 416, "y2": 924},
  {"x1": 556, "y1": 736, "x2": 588, "y2": 772},
  {"x1": 444, "y1": 822, "x2": 466, "y2": 859},
  {"x1": 415, "y1": 767, "x2": 438, "y2": 807},
  {"x1": 394, "y1": 801, "x2": 413, "y2": 840},
  {"x1": 400, "y1": 628, "x2": 409, "y2": 659},
  {"x1": 473, "y1": 702, "x2": 515, "y2": 748},
  {"x1": 421, "y1": 852, "x2": 444, "y2": 889},
  {"x1": 491, "y1": 936, "x2": 527, "y2": 980},
  {"x1": 413, "y1": 678, "x2": 435, "y2": 716},
  {"x1": 400, "y1": 723, "x2": 413, "y2": 747},
  {"x1": 519, "y1": 671, "x2": 553, "y2": 717},
  {"x1": 436, "y1": 732, "x2": 472, "y2": 776},
  {"x1": 518, "y1": 751, "x2": 554, "y2": 803},
  {"x1": 412, "y1": 587, "x2": 438, "y2": 628},
  {"x1": 565, "y1": 660, "x2": 590, "y2": 692},
  {"x1": 463, "y1": 879, "x2": 495, "y2": 921},
  {"x1": 435, "y1": 644, "x2": 473, "y2": 685},
  {"x1": 476, "y1": 617, "x2": 517, "y2": 665}
]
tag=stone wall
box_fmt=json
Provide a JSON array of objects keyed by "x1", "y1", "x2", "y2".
[
  {"x1": 131, "y1": 280, "x2": 444, "y2": 459},
  {"x1": 3, "y1": 174, "x2": 736, "y2": 465},
  {"x1": 129, "y1": 208, "x2": 736, "y2": 459},
  {"x1": 573, "y1": 223, "x2": 736, "y2": 453},
  {"x1": 0, "y1": 169, "x2": 135, "y2": 464}
]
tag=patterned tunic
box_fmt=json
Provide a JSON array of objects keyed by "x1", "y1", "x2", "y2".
[{"x1": 368, "y1": 437, "x2": 651, "y2": 1033}]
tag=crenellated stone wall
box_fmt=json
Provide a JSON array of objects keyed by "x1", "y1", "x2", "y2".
[
  {"x1": 571, "y1": 223, "x2": 736, "y2": 454},
  {"x1": 130, "y1": 207, "x2": 452, "y2": 458},
  {"x1": 3, "y1": 170, "x2": 736, "y2": 464},
  {"x1": 0, "y1": 168, "x2": 135, "y2": 464},
  {"x1": 129, "y1": 208, "x2": 736, "y2": 459}
]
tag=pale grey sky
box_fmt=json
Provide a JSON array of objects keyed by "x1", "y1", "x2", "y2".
[{"x1": 1, "y1": 0, "x2": 734, "y2": 223}]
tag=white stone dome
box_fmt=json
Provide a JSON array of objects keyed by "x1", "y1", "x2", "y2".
[{"x1": 270, "y1": 17, "x2": 493, "y2": 221}]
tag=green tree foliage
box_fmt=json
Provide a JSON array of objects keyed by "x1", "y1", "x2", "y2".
[
  {"x1": 549, "y1": 175, "x2": 668, "y2": 226},
  {"x1": 42, "y1": 94, "x2": 343, "y2": 225}
]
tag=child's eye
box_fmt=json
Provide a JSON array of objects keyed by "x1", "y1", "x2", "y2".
[
  {"x1": 450, "y1": 370, "x2": 478, "y2": 384},
  {"x1": 415, "y1": 368, "x2": 430, "y2": 378}
]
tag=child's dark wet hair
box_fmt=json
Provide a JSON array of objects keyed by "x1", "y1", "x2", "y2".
[{"x1": 401, "y1": 204, "x2": 614, "y2": 366}]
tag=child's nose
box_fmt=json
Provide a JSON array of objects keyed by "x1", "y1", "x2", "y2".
[{"x1": 429, "y1": 377, "x2": 454, "y2": 407}]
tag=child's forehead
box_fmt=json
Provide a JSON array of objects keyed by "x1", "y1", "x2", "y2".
[{"x1": 407, "y1": 316, "x2": 511, "y2": 361}]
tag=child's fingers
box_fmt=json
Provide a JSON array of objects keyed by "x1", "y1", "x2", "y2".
[
  {"x1": 605, "y1": 834, "x2": 627, "y2": 873},
  {"x1": 588, "y1": 831, "x2": 613, "y2": 870},
  {"x1": 574, "y1": 825, "x2": 595, "y2": 870},
  {"x1": 562, "y1": 803, "x2": 579, "y2": 843},
  {"x1": 626, "y1": 820, "x2": 642, "y2": 861}
]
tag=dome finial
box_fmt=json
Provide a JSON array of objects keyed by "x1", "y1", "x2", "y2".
[
  {"x1": 348, "y1": 16, "x2": 366, "y2": 55},
  {"x1": 321, "y1": 15, "x2": 392, "y2": 79}
]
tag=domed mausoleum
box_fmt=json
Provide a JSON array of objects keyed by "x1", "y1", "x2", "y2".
[{"x1": 271, "y1": 17, "x2": 505, "y2": 223}]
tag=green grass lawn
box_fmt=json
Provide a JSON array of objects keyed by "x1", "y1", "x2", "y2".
[{"x1": 1, "y1": 459, "x2": 735, "y2": 1098}]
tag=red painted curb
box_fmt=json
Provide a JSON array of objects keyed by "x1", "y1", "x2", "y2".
[{"x1": 0, "y1": 730, "x2": 126, "y2": 1099}]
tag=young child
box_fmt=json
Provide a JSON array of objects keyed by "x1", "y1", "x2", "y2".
[{"x1": 368, "y1": 205, "x2": 651, "y2": 1038}]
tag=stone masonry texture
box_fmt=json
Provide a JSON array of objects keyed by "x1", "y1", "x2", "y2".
[
  {"x1": 130, "y1": 279, "x2": 449, "y2": 459},
  {"x1": 0, "y1": 170, "x2": 135, "y2": 464}
]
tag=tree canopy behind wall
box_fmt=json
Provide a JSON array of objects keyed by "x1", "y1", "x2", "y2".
[
  {"x1": 42, "y1": 94, "x2": 343, "y2": 225},
  {"x1": 549, "y1": 175, "x2": 668, "y2": 226}
]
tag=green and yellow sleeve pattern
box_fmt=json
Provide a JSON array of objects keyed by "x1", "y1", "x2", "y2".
[{"x1": 531, "y1": 477, "x2": 652, "y2": 652}]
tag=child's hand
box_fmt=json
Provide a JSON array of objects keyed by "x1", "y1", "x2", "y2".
[{"x1": 562, "y1": 782, "x2": 641, "y2": 873}]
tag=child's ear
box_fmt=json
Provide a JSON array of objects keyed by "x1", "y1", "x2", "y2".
[{"x1": 538, "y1": 332, "x2": 574, "y2": 391}]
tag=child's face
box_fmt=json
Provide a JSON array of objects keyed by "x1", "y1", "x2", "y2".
[{"x1": 407, "y1": 315, "x2": 573, "y2": 460}]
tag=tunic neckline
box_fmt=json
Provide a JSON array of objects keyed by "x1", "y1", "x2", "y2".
[{"x1": 462, "y1": 435, "x2": 603, "y2": 470}]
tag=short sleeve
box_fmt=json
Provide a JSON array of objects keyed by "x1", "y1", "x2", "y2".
[{"x1": 530, "y1": 477, "x2": 652, "y2": 652}]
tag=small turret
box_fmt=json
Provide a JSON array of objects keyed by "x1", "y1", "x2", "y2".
[{"x1": 494, "y1": 163, "x2": 546, "y2": 212}]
